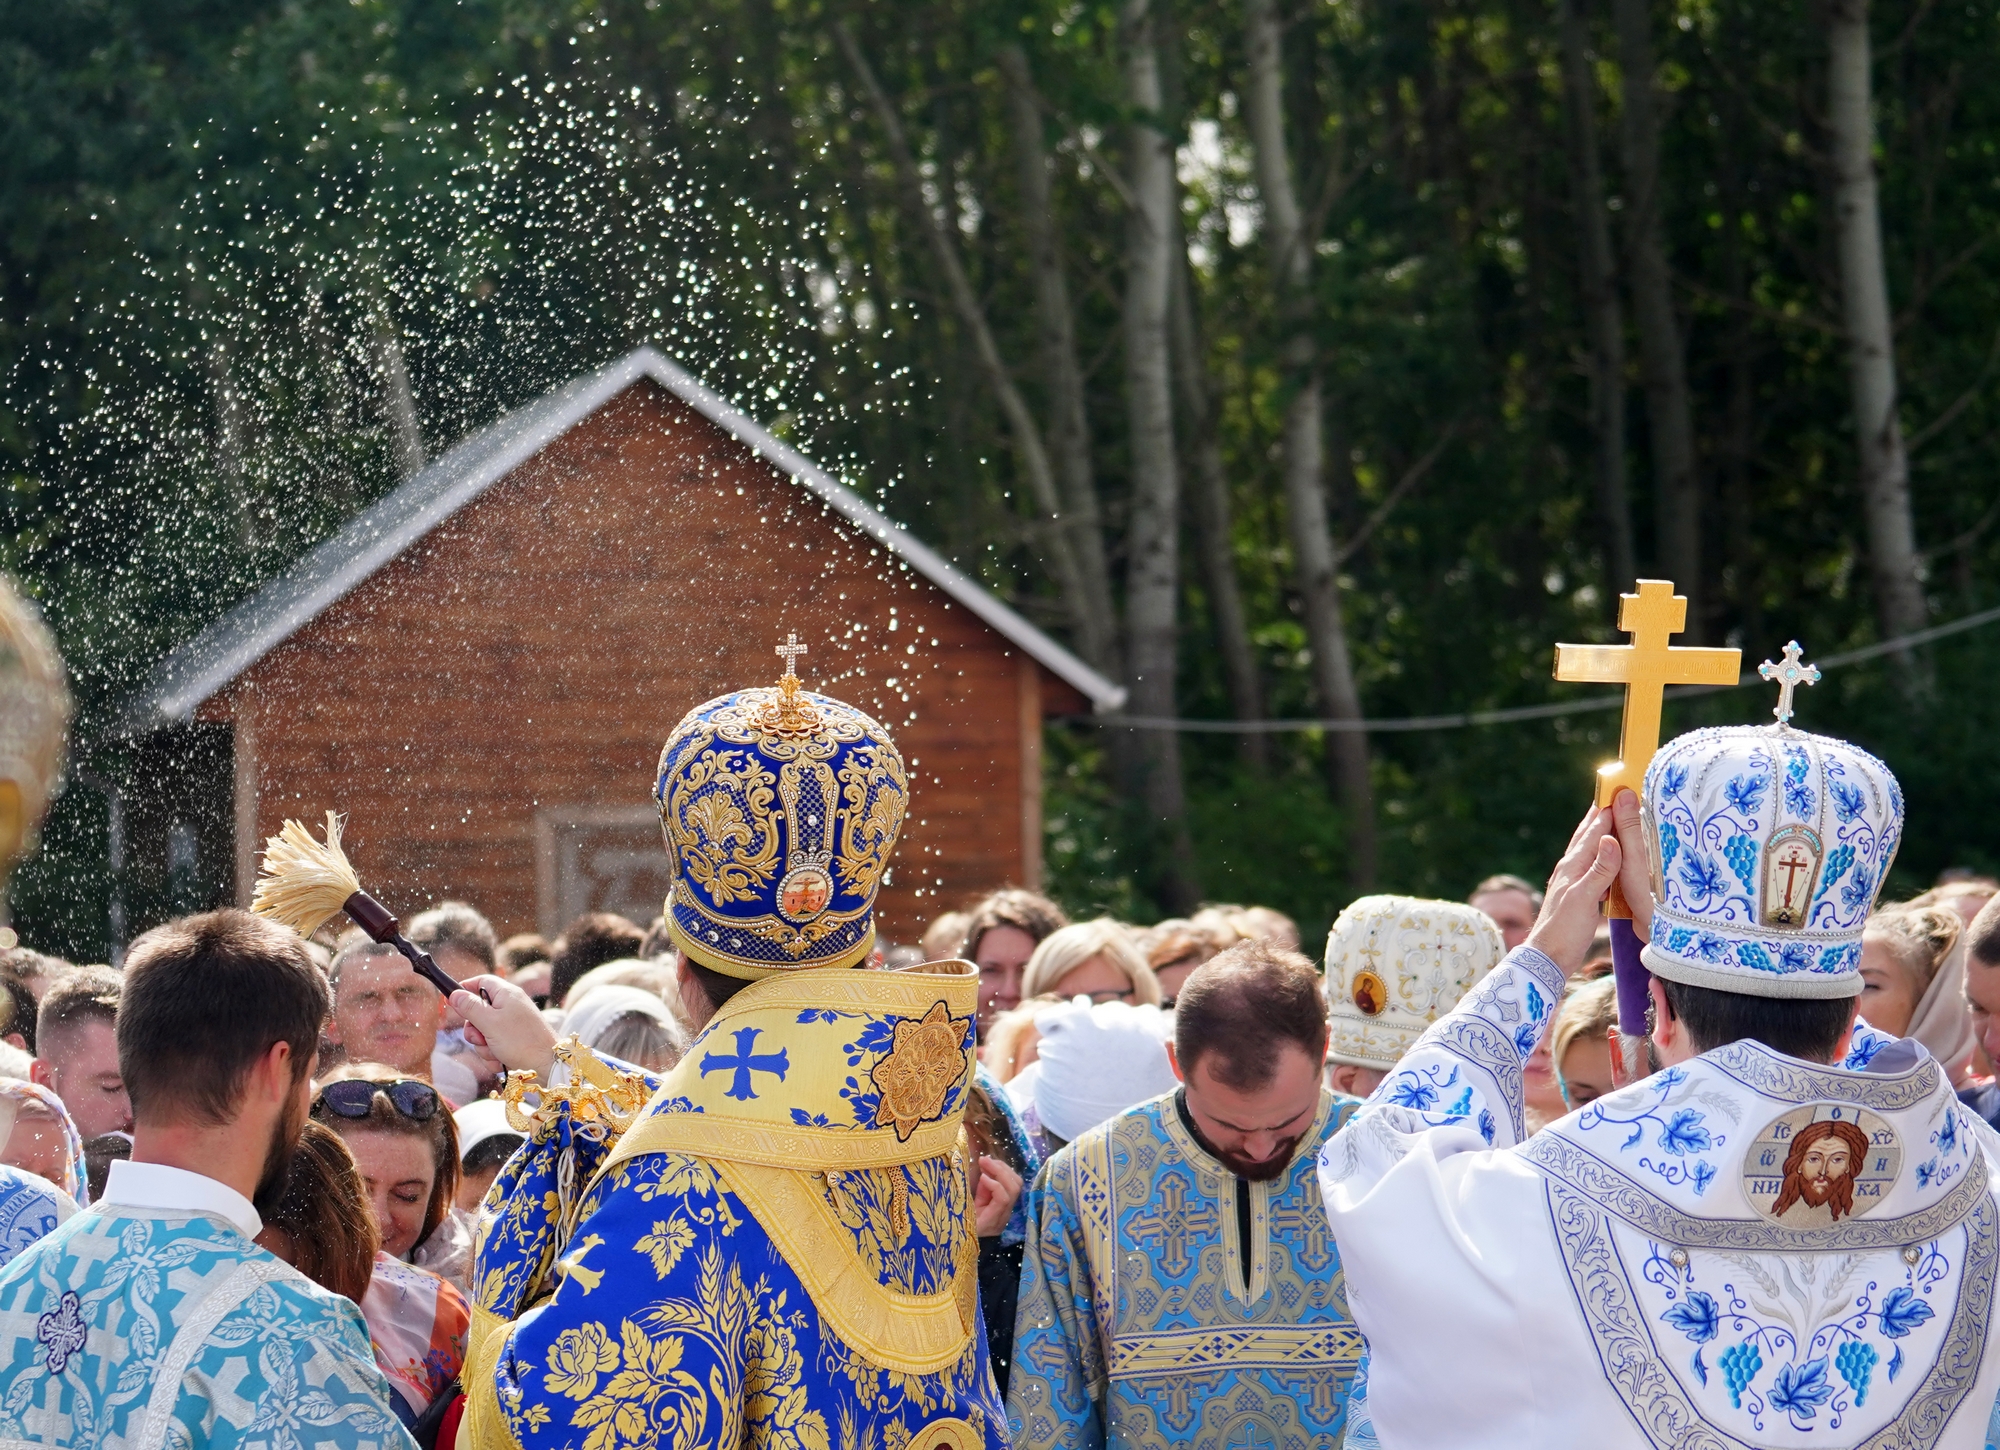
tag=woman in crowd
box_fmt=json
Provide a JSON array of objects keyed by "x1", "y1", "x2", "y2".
[
  {"x1": 259, "y1": 1121, "x2": 468, "y2": 1439},
  {"x1": 961, "y1": 889, "x2": 1070, "y2": 1041},
  {"x1": 1547, "y1": 975, "x2": 1619, "y2": 1112},
  {"x1": 312, "y1": 1062, "x2": 475, "y2": 1295},
  {"x1": 1019, "y1": 919, "x2": 1162, "y2": 1008},
  {"x1": 1137, "y1": 919, "x2": 1218, "y2": 1006},
  {"x1": 559, "y1": 983, "x2": 687, "y2": 1071},
  {"x1": 1859, "y1": 903, "x2": 1971, "y2": 1076}
]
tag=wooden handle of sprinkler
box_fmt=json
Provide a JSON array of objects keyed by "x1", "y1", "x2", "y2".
[{"x1": 341, "y1": 890, "x2": 492, "y2": 1003}]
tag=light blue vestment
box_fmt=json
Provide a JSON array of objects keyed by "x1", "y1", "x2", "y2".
[{"x1": 0, "y1": 1206, "x2": 413, "y2": 1449}]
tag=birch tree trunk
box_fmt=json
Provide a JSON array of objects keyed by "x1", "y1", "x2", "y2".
[
  {"x1": 1826, "y1": 0, "x2": 1927, "y2": 658},
  {"x1": 371, "y1": 309, "x2": 427, "y2": 479},
  {"x1": 1557, "y1": 0, "x2": 1636, "y2": 590},
  {"x1": 1121, "y1": 0, "x2": 1199, "y2": 909},
  {"x1": 1612, "y1": 0, "x2": 1700, "y2": 621},
  {"x1": 1244, "y1": 0, "x2": 1376, "y2": 888},
  {"x1": 1171, "y1": 243, "x2": 1268, "y2": 770},
  {"x1": 836, "y1": 25, "x2": 1114, "y2": 675},
  {"x1": 997, "y1": 45, "x2": 1121, "y2": 669}
]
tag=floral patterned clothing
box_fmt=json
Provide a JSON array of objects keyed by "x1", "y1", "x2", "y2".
[
  {"x1": 0, "y1": 1164, "x2": 71, "y2": 1269},
  {"x1": 364, "y1": 1251, "x2": 471, "y2": 1429},
  {"x1": 462, "y1": 963, "x2": 1006, "y2": 1450},
  {"x1": 0, "y1": 1203, "x2": 412, "y2": 1449},
  {"x1": 1321, "y1": 944, "x2": 2000, "y2": 1448}
]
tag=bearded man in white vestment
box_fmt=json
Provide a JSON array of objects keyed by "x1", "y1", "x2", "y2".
[{"x1": 1321, "y1": 720, "x2": 2000, "y2": 1450}]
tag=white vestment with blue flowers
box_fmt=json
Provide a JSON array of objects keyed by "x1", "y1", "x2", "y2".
[
  {"x1": 0, "y1": 1207, "x2": 414, "y2": 1450},
  {"x1": 1320, "y1": 943, "x2": 2000, "y2": 1449}
]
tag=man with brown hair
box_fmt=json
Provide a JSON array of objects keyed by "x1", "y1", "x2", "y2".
[
  {"x1": 0, "y1": 908, "x2": 411, "y2": 1447},
  {"x1": 1007, "y1": 940, "x2": 1365, "y2": 1449},
  {"x1": 30, "y1": 966, "x2": 129, "y2": 1137}
]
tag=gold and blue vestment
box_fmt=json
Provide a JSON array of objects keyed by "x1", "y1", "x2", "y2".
[
  {"x1": 1006, "y1": 1090, "x2": 1365, "y2": 1450},
  {"x1": 462, "y1": 960, "x2": 1006, "y2": 1450}
]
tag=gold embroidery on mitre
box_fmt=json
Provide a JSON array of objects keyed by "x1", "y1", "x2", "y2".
[{"x1": 871, "y1": 1000, "x2": 971, "y2": 1142}]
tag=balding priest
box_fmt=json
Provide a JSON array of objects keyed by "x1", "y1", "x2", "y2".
[{"x1": 1321, "y1": 711, "x2": 2000, "y2": 1447}]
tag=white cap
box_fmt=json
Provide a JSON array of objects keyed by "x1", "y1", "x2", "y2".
[
  {"x1": 453, "y1": 1097, "x2": 522, "y2": 1159},
  {"x1": 1324, "y1": 895, "x2": 1504, "y2": 1071},
  {"x1": 1032, "y1": 998, "x2": 1178, "y2": 1144}
]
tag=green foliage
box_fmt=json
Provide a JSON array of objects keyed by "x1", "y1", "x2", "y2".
[{"x1": 9, "y1": 0, "x2": 2000, "y2": 948}]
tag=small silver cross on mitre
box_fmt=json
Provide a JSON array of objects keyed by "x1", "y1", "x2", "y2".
[
  {"x1": 776, "y1": 632, "x2": 808, "y2": 681},
  {"x1": 1758, "y1": 640, "x2": 1820, "y2": 726}
]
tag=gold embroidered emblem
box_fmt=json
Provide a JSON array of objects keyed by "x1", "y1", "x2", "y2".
[{"x1": 871, "y1": 1000, "x2": 970, "y2": 1142}]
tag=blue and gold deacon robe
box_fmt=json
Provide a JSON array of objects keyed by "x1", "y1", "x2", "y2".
[
  {"x1": 1007, "y1": 1090, "x2": 1364, "y2": 1450},
  {"x1": 463, "y1": 960, "x2": 1006, "y2": 1450}
]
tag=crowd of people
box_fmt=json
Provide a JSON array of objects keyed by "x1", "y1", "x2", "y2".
[
  {"x1": 5, "y1": 643, "x2": 2000, "y2": 1448},
  {"x1": 0, "y1": 854, "x2": 1992, "y2": 1444}
]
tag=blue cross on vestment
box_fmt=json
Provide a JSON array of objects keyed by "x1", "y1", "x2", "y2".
[{"x1": 700, "y1": 1026, "x2": 791, "y2": 1101}]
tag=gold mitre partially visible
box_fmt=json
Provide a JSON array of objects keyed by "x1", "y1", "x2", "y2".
[{"x1": 0, "y1": 577, "x2": 70, "y2": 919}]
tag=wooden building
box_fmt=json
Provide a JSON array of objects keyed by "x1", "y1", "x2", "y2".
[{"x1": 124, "y1": 347, "x2": 1121, "y2": 944}]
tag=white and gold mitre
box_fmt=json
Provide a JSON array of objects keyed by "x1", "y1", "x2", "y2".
[
  {"x1": 1324, "y1": 895, "x2": 1504, "y2": 1071},
  {"x1": 0, "y1": 577, "x2": 68, "y2": 890}
]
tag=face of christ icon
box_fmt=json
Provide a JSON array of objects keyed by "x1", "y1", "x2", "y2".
[{"x1": 1770, "y1": 1119, "x2": 1871, "y2": 1224}]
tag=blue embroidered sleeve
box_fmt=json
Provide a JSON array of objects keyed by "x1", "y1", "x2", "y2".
[
  {"x1": 1004, "y1": 1153, "x2": 1105, "y2": 1450},
  {"x1": 1842, "y1": 1018, "x2": 1896, "y2": 1070},
  {"x1": 1355, "y1": 944, "x2": 1564, "y2": 1149},
  {"x1": 1986, "y1": 1378, "x2": 2000, "y2": 1450}
]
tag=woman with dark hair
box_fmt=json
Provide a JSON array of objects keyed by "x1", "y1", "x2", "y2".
[
  {"x1": 255, "y1": 1121, "x2": 379, "y2": 1304},
  {"x1": 311, "y1": 1063, "x2": 470, "y2": 1433}
]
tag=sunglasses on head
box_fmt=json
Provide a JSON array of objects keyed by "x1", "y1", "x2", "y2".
[{"x1": 313, "y1": 1078, "x2": 440, "y2": 1123}]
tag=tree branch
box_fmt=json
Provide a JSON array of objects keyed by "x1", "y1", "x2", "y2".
[{"x1": 1332, "y1": 414, "x2": 1466, "y2": 568}]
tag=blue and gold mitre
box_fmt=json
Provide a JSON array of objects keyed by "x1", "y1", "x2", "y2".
[
  {"x1": 1641, "y1": 672, "x2": 1902, "y2": 999},
  {"x1": 654, "y1": 637, "x2": 907, "y2": 979}
]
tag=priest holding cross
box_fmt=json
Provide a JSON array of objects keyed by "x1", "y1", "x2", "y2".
[
  {"x1": 1319, "y1": 581, "x2": 2000, "y2": 1449},
  {"x1": 1553, "y1": 580, "x2": 1740, "y2": 1078}
]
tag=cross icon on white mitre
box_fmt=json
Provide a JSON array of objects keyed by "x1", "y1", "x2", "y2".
[
  {"x1": 1758, "y1": 640, "x2": 1820, "y2": 726},
  {"x1": 776, "y1": 633, "x2": 808, "y2": 679}
]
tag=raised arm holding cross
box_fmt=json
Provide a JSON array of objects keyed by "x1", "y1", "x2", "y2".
[{"x1": 1554, "y1": 581, "x2": 1740, "y2": 1075}]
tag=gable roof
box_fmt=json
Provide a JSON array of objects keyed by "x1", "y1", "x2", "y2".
[{"x1": 122, "y1": 346, "x2": 1125, "y2": 732}]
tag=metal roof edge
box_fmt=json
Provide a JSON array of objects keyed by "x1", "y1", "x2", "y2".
[
  {"x1": 626, "y1": 348, "x2": 1126, "y2": 712},
  {"x1": 120, "y1": 345, "x2": 1125, "y2": 732}
]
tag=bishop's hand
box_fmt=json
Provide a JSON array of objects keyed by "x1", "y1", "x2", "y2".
[
  {"x1": 1525, "y1": 803, "x2": 1623, "y2": 975},
  {"x1": 1608, "y1": 787, "x2": 1655, "y2": 942},
  {"x1": 453, "y1": 974, "x2": 560, "y2": 1083}
]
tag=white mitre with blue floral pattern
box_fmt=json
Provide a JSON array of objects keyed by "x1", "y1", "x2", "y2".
[{"x1": 1642, "y1": 722, "x2": 1902, "y2": 999}]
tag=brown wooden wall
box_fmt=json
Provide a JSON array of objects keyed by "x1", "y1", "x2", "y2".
[{"x1": 199, "y1": 381, "x2": 1085, "y2": 944}]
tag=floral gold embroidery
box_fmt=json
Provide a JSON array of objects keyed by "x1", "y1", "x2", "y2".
[
  {"x1": 870, "y1": 1002, "x2": 970, "y2": 1144},
  {"x1": 545, "y1": 1323, "x2": 620, "y2": 1399},
  {"x1": 637, "y1": 1218, "x2": 697, "y2": 1279}
]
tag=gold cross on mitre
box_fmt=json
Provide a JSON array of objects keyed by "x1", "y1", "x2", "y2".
[
  {"x1": 1757, "y1": 640, "x2": 1820, "y2": 726},
  {"x1": 760, "y1": 631, "x2": 821, "y2": 734},
  {"x1": 1553, "y1": 580, "x2": 1742, "y2": 808}
]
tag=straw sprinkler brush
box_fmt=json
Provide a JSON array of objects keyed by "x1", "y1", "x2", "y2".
[{"x1": 251, "y1": 811, "x2": 486, "y2": 1001}]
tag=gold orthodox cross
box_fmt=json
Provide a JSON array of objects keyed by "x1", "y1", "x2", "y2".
[{"x1": 1553, "y1": 580, "x2": 1741, "y2": 809}]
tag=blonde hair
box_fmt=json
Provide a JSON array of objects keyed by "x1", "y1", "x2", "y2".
[
  {"x1": 1865, "y1": 905, "x2": 1962, "y2": 990},
  {"x1": 983, "y1": 993, "x2": 1065, "y2": 1082},
  {"x1": 1020, "y1": 920, "x2": 1161, "y2": 1006},
  {"x1": 1187, "y1": 903, "x2": 1300, "y2": 955},
  {"x1": 1138, "y1": 919, "x2": 1216, "y2": 973},
  {"x1": 1549, "y1": 975, "x2": 1619, "y2": 1077}
]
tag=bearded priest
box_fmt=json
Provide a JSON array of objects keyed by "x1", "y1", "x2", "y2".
[
  {"x1": 454, "y1": 649, "x2": 1008, "y2": 1450},
  {"x1": 1007, "y1": 940, "x2": 1367, "y2": 1449},
  {"x1": 1321, "y1": 718, "x2": 2000, "y2": 1448}
]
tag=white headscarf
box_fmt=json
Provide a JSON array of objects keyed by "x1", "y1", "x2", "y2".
[
  {"x1": 561, "y1": 985, "x2": 678, "y2": 1053},
  {"x1": 1031, "y1": 998, "x2": 1178, "y2": 1143},
  {"x1": 1907, "y1": 939, "x2": 1979, "y2": 1084}
]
